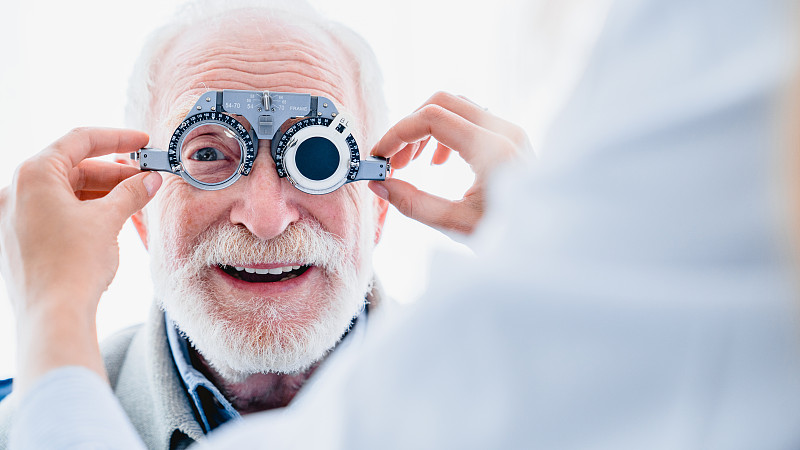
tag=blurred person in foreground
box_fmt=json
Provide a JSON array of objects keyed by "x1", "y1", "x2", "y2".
[
  {"x1": 4, "y1": 0, "x2": 800, "y2": 448},
  {"x1": 0, "y1": 0, "x2": 525, "y2": 448}
]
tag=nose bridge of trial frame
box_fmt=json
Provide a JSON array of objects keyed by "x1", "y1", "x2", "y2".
[{"x1": 202, "y1": 90, "x2": 340, "y2": 139}]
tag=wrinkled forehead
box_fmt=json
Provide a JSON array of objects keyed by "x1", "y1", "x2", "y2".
[{"x1": 150, "y1": 11, "x2": 361, "y2": 136}]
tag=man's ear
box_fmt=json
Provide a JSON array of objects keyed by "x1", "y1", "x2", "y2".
[
  {"x1": 130, "y1": 209, "x2": 150, "y2": 250},
  {"x1": 372, "y1": 165, "x2": 393, "y2": 245},
  {"x1": 374, "y1": 196, "x2": 389, "y2": 245},
  {"x1": 115, "y1": 155, "x2": 150, "y2": 250}
]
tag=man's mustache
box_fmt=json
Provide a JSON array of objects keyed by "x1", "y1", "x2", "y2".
[{"x1": 189, "y1": 221, "x2": 347, "y2": 274}]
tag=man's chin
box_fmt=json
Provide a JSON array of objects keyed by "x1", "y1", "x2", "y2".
[
  {"x1": 176, "y1": 307, "x2": 348, "y2": 382},
  {"x1": 195, "y1": 337, "x2": 328, "y2": 384},
  {"x1": 161, "y1": 274, "x2": 367, "y2": 382}
]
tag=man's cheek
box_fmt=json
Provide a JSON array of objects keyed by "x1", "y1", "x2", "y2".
[
  {"x1": 325, "y1": 187, "x2": 369, "y2": 240},
  {"x1": 154, "y1": 185, "x2": 205, "y2": 254}
]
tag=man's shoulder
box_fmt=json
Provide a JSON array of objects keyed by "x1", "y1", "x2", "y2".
[
  {"x1": 100, "y1": 323, "x2": 146, "y2": 388},
  {"x1": 101, "y1": 323, "x2": 144, "y2": 357}
]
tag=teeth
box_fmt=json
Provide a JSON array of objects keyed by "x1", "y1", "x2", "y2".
[{"x1": 227, "y1": 265, "x2": 304, "y2": 274}]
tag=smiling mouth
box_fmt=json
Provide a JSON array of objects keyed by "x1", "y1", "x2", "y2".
[{"x1": 218, "y1": 264, "x2": 311, "y2": 282}]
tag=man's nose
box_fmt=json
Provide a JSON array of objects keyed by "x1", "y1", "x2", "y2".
[{"x1": 228, "y1": 143, "x2": 300, "y2": 240}]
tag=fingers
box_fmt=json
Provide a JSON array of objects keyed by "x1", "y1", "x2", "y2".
[
  {"x1": 99, "y1": 172, "x2": 162, "y2": 228},
  {"x1": 431, "y1": 142, "x2": 453, "y2": 165},
  {"x1": 69, "y1": 160, "x2": 142, "y2": 193},
  {"x1": 369, "y1": 179, "x2": 482, "y2": 235},
  {"x1": 367, "y1": 91, "x2": 528, "y2": 236},
  {"x1": 421, "y1": 92, "x2": 530, "y2": 152},
  {"x1": 411, "y1": 137, "x2": 433, "y2": 161},
  {"x1": 372, "y1": 91, "x2": 529, "y2": 172},
  {"x1": 43, "y1": 128, "x2": 149, "y2": 169},
  {"x1": 372, "y1": 104, "x2": 515, "y2": 172},
  {"x1": 451, "y1": 94, "x2": 528, "y2": 146}
]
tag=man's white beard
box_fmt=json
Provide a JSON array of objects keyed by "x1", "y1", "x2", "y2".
[{"x1": 148, "y1": 215, "x2": 375, "y2": 383}]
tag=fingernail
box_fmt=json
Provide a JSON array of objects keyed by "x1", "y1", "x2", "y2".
[
  {"x1": 369, "y1": 181, "x2": 389, "y2": 200},
  {"x1": 143, "y1": 172, "x2": 161, "y2": 197}
]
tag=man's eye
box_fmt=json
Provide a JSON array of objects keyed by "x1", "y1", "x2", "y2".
[{"x1": 190, "y1": 147, "x2": 226, "y2": 161}]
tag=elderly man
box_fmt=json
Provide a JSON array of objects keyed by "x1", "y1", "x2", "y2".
[{"x1": 0, "y1": 1, "x2": 392, "y2": 448}]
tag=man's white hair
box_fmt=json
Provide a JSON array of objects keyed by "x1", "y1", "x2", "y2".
[{"x1": 125, "y1": 0, "x2": 387, "y2": 147}]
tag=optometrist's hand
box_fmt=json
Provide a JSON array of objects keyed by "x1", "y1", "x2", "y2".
[
  {"x1": 0, "y1": 127, "x2": 162, "y2": 392},
  {"x1": 368, "y1": 91, "x2": 531, "y2": 235}
]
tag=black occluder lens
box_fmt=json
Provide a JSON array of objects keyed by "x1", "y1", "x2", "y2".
[{"x1": 295, "y1": 137, "x2": 339, "y2": 181}]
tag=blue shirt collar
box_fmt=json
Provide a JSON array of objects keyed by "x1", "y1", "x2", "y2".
[
  {"x1": 165, "y1": 309, "x2": 367, "y2": 434},
  {"x1": 165, "y1": 313, "x2": 240, "y2": 433}
]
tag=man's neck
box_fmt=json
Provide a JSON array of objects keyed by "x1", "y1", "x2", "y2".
[{"x1": 189, "y1": 346, "x2": 321, "y2": 414}]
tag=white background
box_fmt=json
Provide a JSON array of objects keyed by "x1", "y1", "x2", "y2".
[{"x1": 0, "y1": 0, "x2": 609, "y2": 378}]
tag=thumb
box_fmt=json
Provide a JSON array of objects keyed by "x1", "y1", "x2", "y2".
[
  {"x1": 369, "y1": 178, "x2": 478, "y2": 235},
  {"x1": 100, "y1": 172, "x2": 162, "y2": 227}
]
